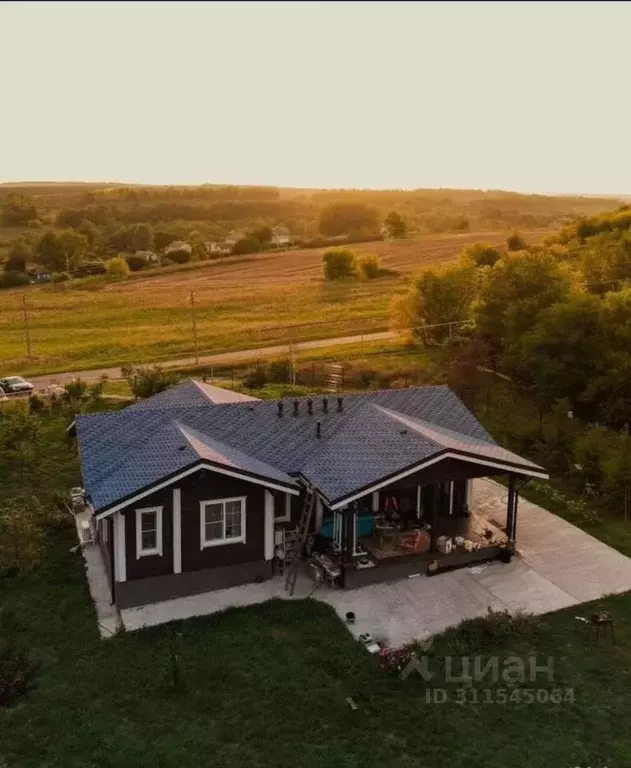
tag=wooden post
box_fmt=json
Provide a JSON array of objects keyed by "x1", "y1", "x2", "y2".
[
  {"x1": 506, "y1": 475, "x2": 516, "y2": 543},
  {"x1": 430, "y1": 486, "x2": 439, "y2": 551},
  {"x1": 22, "y1": 294, "x2": 32, "y2": 358},
  {"x1": 344, "y1": 506, "x2": 356, "y2": 564},
  {"x1": 189, "y1": 290, "x2": 199, "y2": 365}
]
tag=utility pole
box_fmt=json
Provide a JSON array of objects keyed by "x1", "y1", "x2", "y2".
[
  {"x1": 289, "y1": 340, "x2": 296, "y2": 386},
  {"x1": 21, "y1": 294, "x2": 32, "y2": 358},
  {"x1": 189, "y1": 290, "x2": 199, "y2": 366}
]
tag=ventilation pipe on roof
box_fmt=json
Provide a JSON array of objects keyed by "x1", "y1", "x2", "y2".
[
  {"x1": 322, "y1": 397, "x2": 329, "y2": 413},
  {"x1": 337, "y1": 396, "x2": 344, "y2": 412},
  {"x1": 316, "y1": 420, "x2": 321, "y2": 438},
  {"x1": 277, "y1": 401, "x2": 284, "y2": 418},
  {"x1": 293, "y1": 399, "x2": 299, "y2": 416},
  {"x1": 307, "y1": 398, "x2": 313, "y2": 415}
]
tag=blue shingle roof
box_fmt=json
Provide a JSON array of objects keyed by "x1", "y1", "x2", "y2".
[{"x1": 75, "y1": 384, "x2": 546, "y2": 513}]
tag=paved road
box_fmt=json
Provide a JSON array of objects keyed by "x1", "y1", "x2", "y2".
[{"x1": 28, "y1": 330, "x2": 396, "y2": 388}]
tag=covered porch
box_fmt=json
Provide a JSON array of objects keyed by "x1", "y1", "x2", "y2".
[{"x1": 312, "y1": 464, "x2": 527, "y2": 590}]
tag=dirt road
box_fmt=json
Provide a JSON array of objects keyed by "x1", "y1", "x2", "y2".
[{"x1": 28, "y1": 330, "x2": 396, "y2": 389}]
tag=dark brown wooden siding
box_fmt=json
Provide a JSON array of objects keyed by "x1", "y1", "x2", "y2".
[
  {"x1": 180, "y1": 470, "x2": 265, "y2": 573},
  {"x1": 124, "y1": 486, "x2": 174, "y2": 580},
  {"x1": 121, "y1": 468, "x2": 270, "y2": 582}
]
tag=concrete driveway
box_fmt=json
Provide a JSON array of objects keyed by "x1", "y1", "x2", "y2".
[
  {"x1": 319, "y1": 479, "x2": 631, "y2": 647},
  {"x1": 120, "y1": 479, "x2": 631, "y2": 644}
]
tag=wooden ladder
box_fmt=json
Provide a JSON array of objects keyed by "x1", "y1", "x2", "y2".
[{"x1": 284, "y1": 486, "x2": 316, "y2": 596}]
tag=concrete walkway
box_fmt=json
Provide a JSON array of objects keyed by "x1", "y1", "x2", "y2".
[
  {"x1": 74, "y1": 508, "x2": 121, "y2": 638},
  {"x1": 98, "y1": 480, "x2": 631, "y2": 644}
]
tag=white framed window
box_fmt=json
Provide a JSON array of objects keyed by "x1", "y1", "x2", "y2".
[
  {"x1": 135, "y1": 506, "x2": 163, "y2": 558},
  {"x1": 274, "y1": 492, "x2": 291, "y2": 523},
  {"x1": 200, "y1": 497, "x2": 246, "y2": 548}
]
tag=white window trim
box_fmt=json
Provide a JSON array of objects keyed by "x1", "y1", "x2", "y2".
[
  {"x1": 200, "y1": 496, "x2": 247, "y2": 549},
  {"x1": 135, "y1": 506, "x2": 163, "y2": 558},
  {"x1": 274, "y1": 492, "x2": 292, "y2": 523}
]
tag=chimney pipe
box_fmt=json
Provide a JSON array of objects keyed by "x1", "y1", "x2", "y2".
[
  {"x1": 322, "y1": 396, "x2": 328, "y2": 413},
  {"x1": 337, "y1": 396, "x2": 343, "y2": 412},
  {"x1": 307, "y1": 398, "x2": 313, "y2": 415},
  {"x1": 316, "y1": 420, "x2": 321, "y2": 438},
  {"x1": 277, "y1": 401, "x2": 283, "y2": 418},
  {"x1": 293, "y1": 399, "x2": 299, "y2": 416}
]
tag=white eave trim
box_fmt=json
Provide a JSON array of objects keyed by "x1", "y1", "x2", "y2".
[
  {"x1": 95, "y1": 461, "x2": 299, "y2": 520},
  {"x1": 328, "y1": 451, "x2": 548, "y2": 510}
]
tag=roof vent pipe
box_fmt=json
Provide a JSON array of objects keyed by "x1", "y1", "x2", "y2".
[
  {"x1": 316, "y1": 420, "x2": 321, "y2": 438},
  {"x1": 337, "y1": 396, "x2": 343, "y2": 412},
  {"x1": 322, "y1": 397, "x2": 328, "y2": 413},
  {"x1": 293, "y1": 399, "x2": 299, "y2": 416},
  {"x1": 307, "y1": 398, "x2": 313, "y2": 415},
  {"x1": 277, "y1": 401, "x2": 284, "y2": 418}
]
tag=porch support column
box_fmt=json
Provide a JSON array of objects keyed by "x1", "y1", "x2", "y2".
[
  {"x1": 315, "y1": 496, "x2": 324, "y2": 533},
  {"x1": 114, "y1": 511, "x2": 126, "y2": 583},
  {"x1": 172, "y1": 488, "x2": 181, "y2": 574},
  {"x1": 264, "y1": 490, "x2": 274, "y2": 561},
  {"x1": 506, "y1": 475, "x2": 517, "y2": 544},
  {"x1": 371, "y1": 492, "x2": 379, "y2": 512},
  {"x1": 430, "y1": 487, "x2": 439, "y2": 551},
  {"x1": 448, "y1": 481, "x2": 454, "y2": 516},
  {"x1": 344, "y1": 506, "x2": 356, "y2": 564},
  {"x1": 466, "y1": 479, "x2": 474, "y2": 511}
]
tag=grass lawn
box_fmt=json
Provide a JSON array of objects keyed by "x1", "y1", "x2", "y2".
[
  {"x1": 2, "y1": 382, "x2": 631, "y2": 766},
  {"x1": 0, "y1": 230, "x2": 548, "y2": 377},
  {"x1": 1, "y1": 523, "x2": 630, "y2": 768}
]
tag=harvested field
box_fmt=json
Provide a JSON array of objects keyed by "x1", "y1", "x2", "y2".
[{"x1": 0, "y1": 229, "x2": 549, "y2": 376}]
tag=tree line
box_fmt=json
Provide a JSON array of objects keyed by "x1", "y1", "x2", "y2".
[{"x1": 393, "y1": 207, "x2": 631, "y2": 517}]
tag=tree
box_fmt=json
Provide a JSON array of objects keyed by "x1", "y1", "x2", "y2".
[
  {"x1": 511, "y1": 294, "x2": 606, "y2": 412},
  {"x1": 506, "y1": 231, "x2": 528, "y2": 251},
  {"x1": 391, "y1": 263, "x2": 476, "y2": 344},
  {"x1": 3, "y1": 240, "x2": 31, "y2": 273},
  {"x1": 319, "y1": 203, "x2": 380, "y2": 237},
  {"x1": 384, "y1": 211, "x2": 407, "y2": 238},
  {"x1": 249, "y1": 226, "x2": 273, "y2": 247},
  {"x1": 322, "y1": 248, "x2": 357, "y2": 280},
  {"x1": 357, "y1": 253, "x2": 382, "y2": 279},
  {"x1": 1, "y1": 193, "x2": 38, "y2": 226},
  {"x1": 154, "y1": 229, "x2": 179, "y2": 252},
  {"x1": 475, "y1": 249, "x2": 575, "y2": 360},
  {"x1": 106, "y1": 257, "x2": 130, "y2": 278},
  {"x1": 131, "y1": 223, "x2": 154, "y2": 252},
  {"x1": 107, "y1": 226, "x2": 133, "y2": 254},
  {"x1": 35, "y1": 229, "x2": 88, "y2": 272},
  {"x1": 232, "y1": 237, "x2": 260, "y2": 256},
  {"x1": 164, "y1": 247, "x2": 192, "y2": 264},
  {"x1": 124, "y1": 252, "x2": 150, "y2": 271},
  {"x1": 603, "y1": 428, "x2": 631, "y2": 524},
  {"x1": 122, "y1": 365, "x2": 178, "y2": 399},
  {"x1": 461, "y1": 242, "x2": 501, "y2": 268}
]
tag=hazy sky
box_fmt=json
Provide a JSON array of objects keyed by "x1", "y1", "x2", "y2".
[{"x1": 2, "y1": 1, "x2": 630, "y2": 194}]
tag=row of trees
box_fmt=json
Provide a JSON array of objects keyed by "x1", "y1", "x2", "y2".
[{"x1": 393, "y1": 208, "x2": 631, "y2": 514}]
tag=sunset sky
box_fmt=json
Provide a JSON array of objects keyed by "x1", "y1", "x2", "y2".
[{"x1": 2, "y1": 1, "x2": 629, "y2": 194}]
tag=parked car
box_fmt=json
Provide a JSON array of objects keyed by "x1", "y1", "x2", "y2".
[{"x1": 0, "y1": 376, "x2": 35, "y2": 395}]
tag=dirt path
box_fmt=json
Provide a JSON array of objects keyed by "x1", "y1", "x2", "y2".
[{"x1": 28, "y1": 330, "x2": 396, "y2": 388}]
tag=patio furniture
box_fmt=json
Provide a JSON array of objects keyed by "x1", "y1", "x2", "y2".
[
  {"x1": 375, "y1": 523, "x2": 397, "y2": 549},
  {"x1": 400, "y1": 529, "x2": 431, "y2": 553}
]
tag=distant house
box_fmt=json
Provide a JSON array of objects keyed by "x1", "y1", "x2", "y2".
[
  {"x1": 206, "y1": 241, "x2": 233, "y2": 256},
  {"x1": 28, "y1": 270, "x2": 51, "y2": 283},
  {"x1": 73, "y1": 381, "x2": 546, "y2": 611},
  {"x1": 164, "y1": 241, "x2": 192, "y2": 255},
  {"x1": 271, "y1": 227, "x2": 292, "y2": 247},
  {"x1": 134, "y1": 250, "x2": 159, "y2": 264}
]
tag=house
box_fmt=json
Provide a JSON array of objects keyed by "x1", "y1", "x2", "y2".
[
  {"x1": 164, "y1": 241, "x2": 193, "y2": 255},
  {"x1": 270, "y1": 227, "x2": 293, "y2": 247},
  {"x1": 74, "y1": 381, "x2": 547, "y2": 610}
]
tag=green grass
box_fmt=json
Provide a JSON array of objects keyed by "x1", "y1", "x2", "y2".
[
  {"x1": 1, "y1": 412, "x2": 631, "y2": 766},
  {"x1": 2, "y1": 523, "x2": 631, "y2": 768}
]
